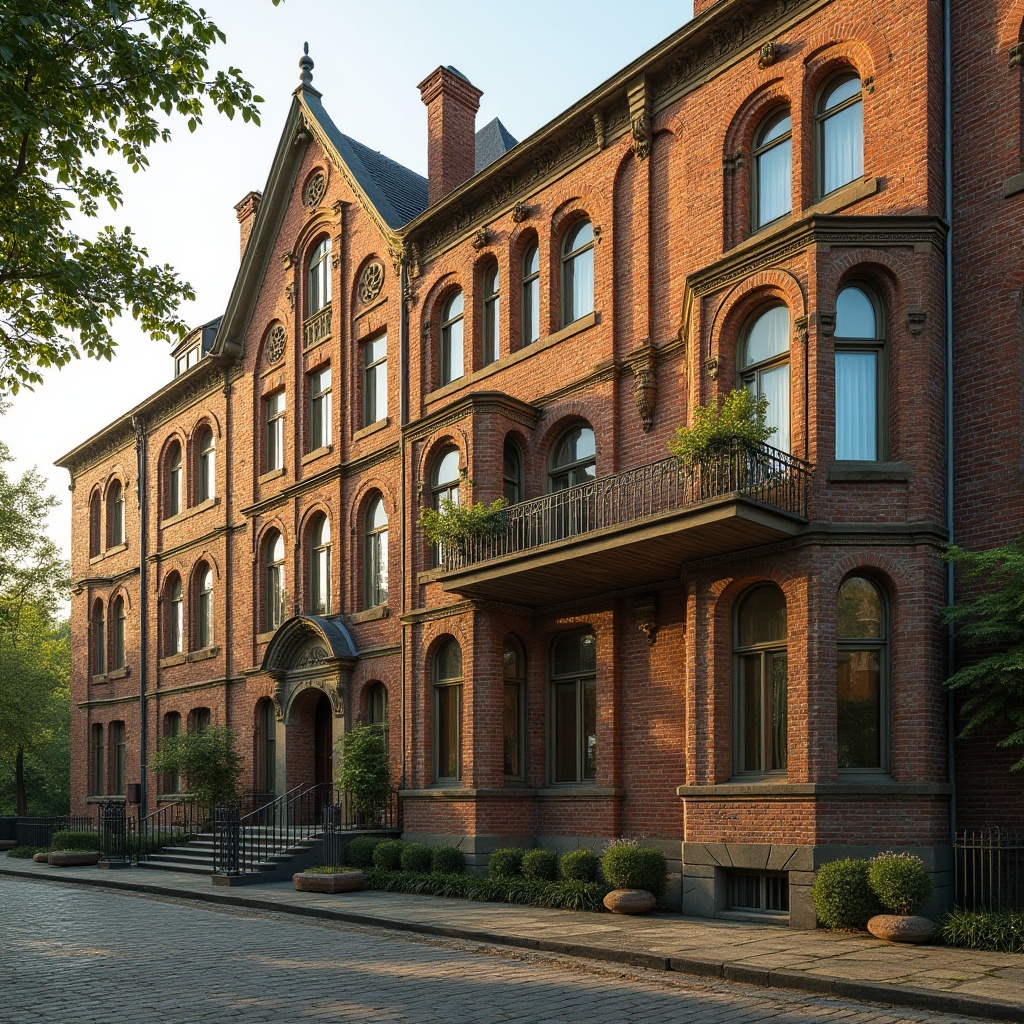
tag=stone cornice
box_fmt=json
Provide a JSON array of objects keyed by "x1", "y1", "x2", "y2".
[{"x1": 404, "y1": 392, "x2": 541, "y2": 444}]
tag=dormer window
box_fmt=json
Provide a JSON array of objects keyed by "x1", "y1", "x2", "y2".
[{"x1": 175, "y1": 343, "x2": 201, "y2": 377}]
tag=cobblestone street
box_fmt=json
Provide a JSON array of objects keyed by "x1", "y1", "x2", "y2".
[{"x1": 1, "y1": 876, "x2": 985, "y2": 1024}]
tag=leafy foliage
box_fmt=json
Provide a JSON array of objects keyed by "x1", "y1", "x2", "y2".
[
  {"x1": 5, "y1": 845, "x2": 44, "y2": 858},
  {"x1": 667, "y1": 388, "x2": 774, "y2": 465},
  {"x1": 149, "y1": 726, "x2": 242, "y2": 809},
  {"x1": 399, "y1": 842, "x2": 433, "y2": 873},
  {"x1": 521, "y1": 848, "x2": 559, "y2": 881},
  {"x1": 420, "y1": 498, "x2": 508, "y2": 551},
  {"x1": 944, "y1": 539, "x2": 1024, "y2": 769},
  {"x1": 811, "y1": 858, "x2": 881, "y2": 929},
  {"x1": 336, "y1": 724, "x2": 390, "y2": 820},
  {"x1": 560, "y1": 848, "x2": 601, "y2": 883},
  {"x1": 600, "y1": 842, "x2": 666, "y2": 898},
  {"x1": 0, "y1": 0, "x2": 281, "y2": 393},
  {"x1": 937, "y1": 908, "x2": 1024, "y2": 953},
  {"x1": 487, "y1": 846, "x2": 525, "y2": 878},
  {"x1": 50, "y1": 829, "x2": 99, "y2": 852},
  {"x1": 343, "y1": 835, "x2": 385, "y2": 868},
  {"x1": 868, "y1": 852, "x2": 933, "y2": 915},
  {"x1": 371, "y1": 838, "x2": 405, "y2": 871},
  {"x1": 431, "y1": 845, "x2": 466, "y2": 875}
]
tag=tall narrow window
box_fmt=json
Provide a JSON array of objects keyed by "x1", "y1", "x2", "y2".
[
  {"x1": 90, "y1": 723, "x2": 105, "y2": 795},
  {"x1": 482, "y1": 261, "x2": 500, "y2": 365},
  {"x1": 265, "y1": 391, "x2": 285, "y2": 472},
  {"x1": 310, "y1": 515, "x2": 332, "y2": 615},
  {"x1": 308, "y1": 366, "x2": 332, "y2": 452},
  {"x1": 561, "y1": 219, "x2": 594, "y2": 326},
  {"x1": 753, "y1": 109, "x2": 792, "y2": 228},
  {"x1": 363, "y1": 333, "x2": 387, "y2": 426},
  {"x1": 163, "y1": 712, "x2": 181, "y2": 793},
  {"x1": 504, "y1": 636, "x2": 525, "y2": 779},
  {"x1": 835, "y1": 285, "x2": 884, "y2": 461},
  {"x1": 108, "y1": 481, "x2": 124, "y2": 547},
  {"x1": 817, "y1": 74, "x2": 863, "y2": 197},
  {"x1": 89, "y1": 491, "x2": 102, "y2": 557},
  {"x1": 111, "y1": 596, "x2": 125, "y2": 670},
  {"x1": 740, "y1": 306, "x2": 791, "y2": 454},
  {"x1": 440, "y1": 290, "x2": 465, "y2": 385},
  {"x1": 110, "y1": 721, "x2": 126, "y2": 795},
  {"x1": 522, "y1": 242, "x2": 540, "y2": 345},
  {"x1": 168, "y1": 575, "x2": 183, "y2": 654},
  {"x1": 197, "y1": 565, "x2": 214, "y2": 648},
  {"x1": 257, "y1": 699, "x2": 276, "y2": 797},
  {"x1": 430, "y1": 449, "x2": 460, "y2": 566},
  {"x1": 433, "y1": 638, "x2": 462, "y2": 781},
  {"x1": 307, "y1": 237, "x2": 332, "y2": 315},
  {"x1": 838, "y1": 576, "x2": 888, "y2": 771},
  {"x1": 167, "y1": 442, "x2": 183, "y2": 517},
  {"x1": 265, "y1": 531, "x2": 285, "y2": 630},
  {"x1": 198, "y1": 428, "x2": 215, "y2": 502},
  {"x1": 550, "y1": 631, "x2": 597, "y2": 784},
  {"x1": 92, "y1": 600, "x2": 106, "y2": 676},
  {"x1": 364, "y1": 496, "x2": 388, "y2": 608},
  {"x1": 734, "y1": 584, "x2": 788, "y2": 775},
  {"x1": 503, "y1": 439, "x2": 523, "y2": 504}
]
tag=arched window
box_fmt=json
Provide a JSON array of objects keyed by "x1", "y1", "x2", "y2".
[
  {"x1": 835, "y1": 285, "x2": 885, "y2": 461},
  {"x1": 740, "y1": 306, "x2": 790, "y2": 453},
  {"x1": 167, "y1": 442, "x2": 183, "y2": 517},
  {"x1": 265, "y1": 531, "x2": 285, "y2": 630},
  {"x1": 734, "y1": 584, "x2": 788, "y2": 775},
  {"x1": 108, "y1": 481, "x2": 124, "y2": 547},
  {"x1": 188, "y1": 707, "x2": 211, "y2": 734},
  {"x1": 307, "y1": 237, "x2": 332, "y2": 316},
  {"x1": 366, "y1": 681, "x2": 388, "y2": 729},
  {"x1": 90, "y1": 723, "x2": 105, "y2": 795},
  {"x1": 364, "y1": 496, "x2": 388, "y2": 608},
  {"x1": 92, "y1": 600, "x2": 106, "y2": 676},
  {"x1": 561, "y1": 219, "x2": 594, "y2": 325},
  {"x1": 163, "y1": 711, "x2": 181, "y2": 793},
  {"x1": 482, "y1": 261, "x2": 500, "y2": 365},
  {"x1": 521, "y1": 241, "x2": 540, "y2": 345},
  {"x1": 503, "y1": 635, "x2": 525, "y2": 779},
  {"x1": 430, "y1": 448, "x2": 461, "y2": 566},
  {"x1": 433, "y1": 638, "x2": 462, "y2": 781},
  {"x1": 550, "y1": 631, "x2": 597, "y2": 784},
  {"x1": 752, "y1": 109, "x2": 792, "y2": 228},
  {"x1": 197, "y1": 565, "x2": 214, "y2": 649},
  {"x1": 817, "y1": 74, "x2": 863, "y2": 197},
  {"x1": 309, "y1": 515, "x2": 332, "y2": 615},
  {"x1": 109, "y1": 720, "x2": 126, "y2": 795},
  {"x1": 503, "y1": 439, "x2": 523, "y2": 504},
  {"x1": 838, "y1": 576, "x2": 888, "y2": 771},
  {"x1": 89, "y1": 491, "x2": 102, "y2": 557},
  {"x1": 440, "y1": 289, "x2": 464, "y2": 385},
  {"x1": 197, "y1": 428, "x2": 215, "y2": 503},
  {"x1": 549, "y1": 425, "x2": 596, "y2": 491},
  {"x1": 111, "y1": 595, "x2": 126, "y2": 670},
  {"x1": 167, "y1": 574, "x2": 183, "y2": 655}
]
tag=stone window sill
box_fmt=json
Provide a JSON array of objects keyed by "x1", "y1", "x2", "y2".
[
  {"x1": 107, "y1": 666, "x2": 130, "y2": 680},
  {"x1": 828, "y1": 461, "x2": 909, "y2": 483},
  {"x1": 188, "y1": 646, "x2": 219, "y2": 663},
  {"x1": 350, "y1": 605, "x2": 388, "y2": 623},
  {"x1": 301, "y1": 445, "x2": 332, "y2": 466},
  {"x1": 676, "y1": 781, "x2": 952, "y2": 798},
  {"x1": 353, "y1": 417, "x2": 389, "y2": 442},
  {"x1": 1003, "y1": 172, "x2": 1024, "y2": 198},
  {"x1": 86, "y1": 795, "x2": 125, "y2": 804},
  {"x1": 259, "y1": 468, "x2": 286, "y2": 485},
  {"x1": 90, "y1": 542, "x2": 129, "y2": 565},
  {"x1": 159, "y1": 652, "x2": 187, "y2": 668},
  {"x1": 161, "y1": 497, "x2": 218, "y2": 529}
]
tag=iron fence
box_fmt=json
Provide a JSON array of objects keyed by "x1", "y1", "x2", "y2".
[
  {"x1": 14, "y1": 814, "x2": 95, "y2": 848},
  {"x1": 99, "y1": 802, "x2": 129, "y2": 864},
  {"x1": 136, "y1": 797, "x2": 208, "y2": 861},
  {"x1": 954, "y1": 828, "x2": 1024, "y2": 910}
]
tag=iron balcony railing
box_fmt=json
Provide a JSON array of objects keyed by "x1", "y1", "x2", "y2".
[{"x1": 440, "y1": 439, "x2": 811, "y2": 572}]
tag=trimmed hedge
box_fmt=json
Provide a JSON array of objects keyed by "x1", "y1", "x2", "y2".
[
  {"x1": 400, "y1": 842, "x2": 433, "y2": 873},
  {"x1": 560, "y1": 849, "x2": 601, "y2": 883},
  {"x1": 345, "y1": 835, "x2": 385, "y2": 868},
  {"x1": 488, "y1": 847, "x2": 525, "y2": 878},
  {"x1": 601, "y1": 844, "x2": 666, "y2": 899},
  {"x1": 50, "y1": 830, "x2": 100, "y2": 852},
  {"x1": 364, "y1": 868, "x2": 609, "y2": 912},
  {"x1": 431, "y1": 846, "x2": 465, "y2": 875},
  {"x1": 812, "y1": 858, "x2": 881, "y2": 929},
  {"x1": 868, "y1": 853, "x2": 932, "y2": 915},
  {"x1": 521, "y1": 848, "x2": 558, "y2": 881},
  {"x1": 937, "y1": 908, "x2": 1024, "y2": 953},
  {"x1": 6, "y1": 846, "x2": 44, "y2": 859},
  {"x1": 372, "y1": 839, "x2": 405, "y2": 871}
]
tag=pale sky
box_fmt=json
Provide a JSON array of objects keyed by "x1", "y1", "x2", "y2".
[{"x1": 4, "y1": 0, "x2": 695, "y2": 558}]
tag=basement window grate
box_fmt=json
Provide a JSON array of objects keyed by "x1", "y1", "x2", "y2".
[{"x1": 728, "y1": 870, "x2": 789, "y2": 915}]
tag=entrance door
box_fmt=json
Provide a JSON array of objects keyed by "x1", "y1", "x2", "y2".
[{"x1": 313, "y1": 692, "x2": 333, "y2": 789}]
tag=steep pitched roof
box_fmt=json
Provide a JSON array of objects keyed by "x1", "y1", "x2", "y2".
[{"x1": 475, "y1": 118, "x2": 518, "y2": 173}]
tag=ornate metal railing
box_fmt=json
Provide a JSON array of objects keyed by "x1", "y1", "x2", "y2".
[
  {"x1": 136, "y1": 798, "x2": 208, "y2": 862},
  {"x1": 954, "y1": 828, "x2": 1024, "y2": 910},
  {"x1": 303, "y1": 306, "x2": 331, "y2": 349},
  {"x1": 440, "y1": 440, "x2": 811, "y2": 572},
  {"x1": 13, "y1": 813, "x2": 94, "y2": 848},
  {"x1": 98, "y1": 802, "x2": 129, "y2": 864}
]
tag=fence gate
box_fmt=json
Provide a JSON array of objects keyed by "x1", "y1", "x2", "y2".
[{"x1": 99, "y1": 802, "x2": 129, "y2": 865}]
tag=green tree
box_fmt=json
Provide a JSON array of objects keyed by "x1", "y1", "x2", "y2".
[
  {"x1": 0, "y1": 0, "x2": 281, "y2": 394},
  {"x1": 336, "y1": 724, "x2": 390, "y2": 821},
  {"x1": 150, "y1": 726, "x2": 243, "y2": 809},
  {"x1": 944, "y1": 539, "x2": 1024, "y2": 770}
]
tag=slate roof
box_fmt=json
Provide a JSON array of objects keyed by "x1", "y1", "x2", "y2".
[{"x1": 475, "y1": 118, "x2": 518, "y2": 173}]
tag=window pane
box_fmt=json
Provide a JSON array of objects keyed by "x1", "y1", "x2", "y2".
[
  {"x1": 835, "y1": 287, "x2": 876, "y2": 338},
  {"x1": 554, "y1": 681, "x2": 577, "y2": 783},
  {"x1": 436, "y1": 684, "x2": 460, "y2": 779},
  {"x1": 436, "y1": 639, "x2": 462, "y2": 681},
  {"x1": 759, "y1": 362, "x2": 791, "y2": 454},
  {"x1": 823, "y1": 100, "x2": 863, "y2": 195},
  {"x1": 743, "y1": 307, "x2": 790, "y2": 366},
  {"x1": 757, "y1": 137, "x2": 792, "y2": 225},
  {"x1": 836, "y1": 351, "x2": 878, "y2": 460},
  {"x1": 738, "y1": 586, "x2": 787, "y2": 646},
  {"x1": 442, "y1": 316, "x2": 464, "y2": 382},
  {"x1": 742, "y1": 655, "x2": 762, "y2": 772},
  {"x1": 503, "y1": 682, "x2": 520, "y2": 777},
  {"x1": 771, "y1": 652, "x2": 788, "y2": 771},
  {"x1": 838, "y1": 649, "x2": 881, "y2": 768},
  {"x1": 565, "y1": 245, "x2": 594, "y2": 323},
  {"x1": 583, "y1": 677, "x2": 597, "y2": 780},
  {"x1": 838, "y1": 577, "x2": 883, "y2": 638}
]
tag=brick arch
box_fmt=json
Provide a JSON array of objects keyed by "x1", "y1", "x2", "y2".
[
  {"x1": 417, "y1": 430, "x2": 468, "y2": 491},
  {"x1": 419, "y1": 272, "x2": 466, "y2": 390},
  {"x1": 187, "y1": 411, "x2": 223, "y2": 442},
  {"x1": 423, "y1": 626, "x2": 470, "y2": 669},
  {"x1": 534, "y1": 400, "x2": 601, "y2": 473},
  {"x1": 803, "y1": 39, "x2": 878, "y2": 98},
  {"x1": 348, "y1": 478, "x2": 396, "y2": 535},
  {"x1": 101, "y1": 467, "x2": 129, "y2": 498},
  {"x1": 297, "y1": 502, "x2": 332, "y2": 544},
  {"x1": 189, "y1": 551, "x2": 221, "y2": 583},
  {"x1": 109, "y1": 584, "x2": 133, "y2": 612}
]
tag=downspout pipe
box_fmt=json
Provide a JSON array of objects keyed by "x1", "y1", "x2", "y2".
[
  {"x1": 399, "y1": 255, "x2": 409, "y2": 797},
  {"x1": 131, "y1": 415, "x2": 148, "y2": 820}
]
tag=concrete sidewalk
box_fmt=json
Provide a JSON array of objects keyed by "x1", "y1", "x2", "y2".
[{"x1": 2, "y1": 856, "x2": 1021, "y2": 1022}]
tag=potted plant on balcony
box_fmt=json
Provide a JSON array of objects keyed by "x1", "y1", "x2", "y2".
[
  {"x1": 668, "y1": 388, "x2": 774, "y2": 465},
  {"x1": 420, "y1": 497, "x2": 508, "y2": 562}
]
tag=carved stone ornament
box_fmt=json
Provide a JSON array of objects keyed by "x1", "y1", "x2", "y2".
[
  {"x1": 631, "y1": 112, "x2": 651, "y2": 161},
  {"x1": 511, "y1": 201, "x2": 529, "y2": 223},
  {"x1": 359, "y1": 260, "x2": 385, "y2": 304},
  {"x1": 757, "y1": 41, "x2": 779, "y2": 69},
  {"x1": 906, "y1": 309, "x2": 927, "y2": 335},
  {"x1": 593, "y1": 109, "x2": 606, "y2": 151},
  {"x1": 303, "y1": 172, "x2": 326, "y2": 208},
  {"x1": 794, "y1": 315, "x2": 809, "y2": 347},
  {"x1": 817, "y1": 310, "x2": 836, "y2": 336},
  {"x1": 704, "y1": 355, "x2": 720, "y2": 381},
  {"x1": 635, "y1": 594, "x2": 659, "y2": 646},
  {"x1": 389, "y1": 242, "x2": 406, "y2": 276},
  {"x1": 630, "y1": 352, "x2": 658, "y2": 433},
  {"x1": 472, "y1": 226, "x2": 490, "y2": 249},
  {"x1": 403, "y1": 282, "x2": 417, "y2": 311},
  {"x1": 1011, "y1": 42, "x2": 1024, "y2": 69},
  {"x1": 294, "y1": 645, "x2": 329, "y2": 669},
  {"x1": 284, "y1": 282, "x2": 295, "y2": 312},
  {"x1": 265, "y1": 324, "x2": 286, "y2": 365}
]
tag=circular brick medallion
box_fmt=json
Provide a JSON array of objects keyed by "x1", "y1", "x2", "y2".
[
  {"x1": 304, "y1": 172, "x2": 326, "y2": 208},
  {"x1": 265, "y1": 324, "x2": 286, "y2": 365},
  {"x1": 359, "y1": 260, "x2": 385, "y2": 304}
]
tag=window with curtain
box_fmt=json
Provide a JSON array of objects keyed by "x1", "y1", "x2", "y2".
[
  {"x1": 198, "y1": 428, "x2": 215, "y2": 502},
  {"x1": 550, "y1": 631, "x2": 597, "y2": 784},
  {"x1": 265, "y1": 531, "x2": 285, "y2": 630},
  {"x1": 168, "y1": 575, "x2": 183, "y2": 654},
  {"x1": 504, "y1": 635, "x2": 525, "y2": 779},
  {"x1": 817, "y1": 74, "x2": 863, "y2": 197},
  {"x1": 440, "y1": 290, "x2": 465, "y2": 385},
  {"x1": 837, "y1": 575, "x2": 888, "y2": 771},
  {"x1": 310, "y1": 515, "x2": 332, "y2": 615},
  {"x1": 522, "y1": 242, "x2": 540, "y2": 345},
  {"x1": 108, "y1": 481, "x2": 124, "y2": 547},
  {"x1": 740, "y1": 305, "x2": 791, "y2": 453},
  {"x1": 364, "y1": 496, "x2": 388, "y2": 608},
  {"x1": 308, "y1": 366, "x2": 331, "y2": 452},
  {"x1": 307, "y1": 237, "x2": 332, "y2": 316},
  {"x1": 753, "y1": 109, "x2": 792, "y2": 228},
  {"x1": 561, "y1": 219, "x2": 594, "y2": 325},
  {"x1": 111, "y1": 596, "x2": 125, "y2": 670},
  {"x1": 433, "y1": 638, "x2": 462, "y2": 781},
  {"x1": 197, "y1": 565, "x2": 214, "y2": 648},
  {"x1": 835, "y1": 284, "x2": 884, "y2": 461},
  {"x1": 482, "y1": 261, "x2": 500, "y2": 365},
  {"x1": 89, "y1": 490, "x2": 102, "y2": 557},
  {"x1": 503, "y1": 439, "x2": 523, "y2": 504},
  {"x1": 363, "y1": 332, "x2": 387, "y2": 426},
  {"x1": 734, "y1": 584, "x2": 788, "y2": 775},
  {"x1": 167, "y1": 442, "x2": 183, "y2": 517},
  {"x1": 549, "y1": 425, "x2": 596, "y2": 491}
]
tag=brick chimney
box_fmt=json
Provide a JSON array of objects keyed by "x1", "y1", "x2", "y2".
[
  {"x1": 418, "y1": 66, "x2": 483, "y2": 206},
  {"x1": 234, "y1": 190, "x2": 262, "y2": 259}
]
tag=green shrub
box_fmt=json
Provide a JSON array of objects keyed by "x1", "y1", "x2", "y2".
[
  {"x1": 149, "y1": 726, "x2": 243, "y2": 808},
  {"x1": 601, "y1": 842, "x2": 666, "y2": 898},
  {"x1": 868, "y1": 852, "x2": 933, "y2": 914},
  {"x1": 560, "y1": 848, "x2": 601, "y2": 883},
  {"x1": 372, "y1": 839, "x2": 405, "y2": 871},
  {"x1": 420, "y1": 497, "x2": 508, "y2": 551},
  {"x1": 937, "y1": 908, "x2": 1024, "y2": 953},
  {"x1": 344, "y1": 835, "x2": 385, "y2": 868},
  {"x1": 667, "y1": 388, "x2": 774, "y2": 466},
  {"x1": 6, "y1": 845, "x2": 45, "y2": 859},
  {"x1": 488, "y1": 847, "x2": 524, "y2": 878},
  {"x1": 431, "y1": 846, "x2": 465, "y2": 875},
  {"x1": 521, "y1": 848, "x2": 559, "y2": 881},
  {"x1": 50, "y1": 830, "x2": 99, "y2": 852},
  {"x1": 303, "y1": 865, "x2": 352, "y2": 875},
  {"x1": 337, "y1": 724, "x2": 390, "y2": 821},
  {"x1": 400, "y1": 842, "x2": 433, "y2": 873},
  {"x1": 812, "y1": 858, "x2": 881, "y2": 928}
]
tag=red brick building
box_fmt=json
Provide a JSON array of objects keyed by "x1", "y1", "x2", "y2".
[{"x1": 57, "y1": 0, "x2": 1020, "y2": 927}]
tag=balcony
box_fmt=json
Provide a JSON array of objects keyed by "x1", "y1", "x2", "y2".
[
  {"x1": 436, "y1": 441, "x2": 812, "y2": 605},
  {"x1": 303, "y1": 306, "x2": 332, "y2": 349}
]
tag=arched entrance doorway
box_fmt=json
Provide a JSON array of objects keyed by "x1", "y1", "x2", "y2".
[{"x1": 286, "y1": 686, "x2": 337, "y2": 792}]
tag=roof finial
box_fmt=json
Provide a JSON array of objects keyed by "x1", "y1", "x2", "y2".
[{"x1": 299, "y1": 42, "x2": 314, "y2": 89}]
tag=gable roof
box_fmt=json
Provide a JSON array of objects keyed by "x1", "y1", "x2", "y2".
[{"x1": 475, "y1": 117, "x2": 518, "y2": 173}]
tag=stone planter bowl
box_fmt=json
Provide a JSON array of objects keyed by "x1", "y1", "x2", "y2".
[
  {"x1": 867, "y1": 914, "x2": 935, "y2": 944},
  {"x1": 603, "y1": 888, "x2": 657, "y2": 915},
  {"x1": 293, "y1": 870, "x2": 365, "y2": 894},
  {"x1": 32, "y1": 851, "x2": 50, "y2": 863},
  {"x1": 48, "y1": 851, "x2": 100, "y2": 866}
]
